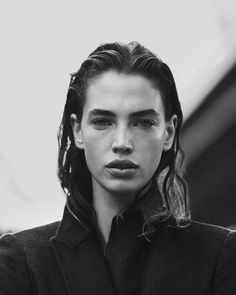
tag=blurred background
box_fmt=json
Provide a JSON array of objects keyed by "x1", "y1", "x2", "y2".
[{"x1": 0, "y1": 0, "x2": 236, "y2": 234}]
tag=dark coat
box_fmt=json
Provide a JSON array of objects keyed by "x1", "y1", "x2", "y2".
[{"x1": 0, "y1": 205, "x2": 236, "y2": 295}]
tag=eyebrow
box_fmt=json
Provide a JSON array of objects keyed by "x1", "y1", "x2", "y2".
[
  {"x1": 130, "y1": 109, "x2": 160, "y2": 119},
  {"x1": 88, "y1": 108, "x2": 160, "y2": 119}
]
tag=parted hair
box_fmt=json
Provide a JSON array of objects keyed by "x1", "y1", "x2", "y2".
[{"x1": 57, "y1": 41, "x2": 191, "y2": 233}]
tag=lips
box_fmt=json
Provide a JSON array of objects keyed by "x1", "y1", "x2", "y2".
[
  {"x1": 105, "y1": 159, "x2": 138, "y2": 170},
  {"x1": 105, "y1": 160, "x2": 139, "y2": 178}
]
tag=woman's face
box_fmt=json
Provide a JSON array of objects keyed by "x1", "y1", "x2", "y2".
[{"x1": 71, "y1": 71, "x2": 176, "y2": 200}]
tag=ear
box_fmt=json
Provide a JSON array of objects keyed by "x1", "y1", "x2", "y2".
[
  {"x1": 70, "y1": 114, "x2": 84, "y2": 150},
  {"x1": 163, "y1": 114, "x2": 178, "y2": 151}
]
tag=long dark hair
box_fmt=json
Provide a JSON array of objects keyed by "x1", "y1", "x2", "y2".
[{"x1": 57, "y1": 41, "x2": 191, "y2": 232}]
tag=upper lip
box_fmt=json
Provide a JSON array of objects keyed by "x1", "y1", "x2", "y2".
[{"x1": 105, "y1": 160, "x2": 138, "y2": 169}]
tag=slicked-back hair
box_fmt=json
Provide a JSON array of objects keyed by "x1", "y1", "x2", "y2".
[{"x1": 57, "y1": 41, "x2": 191, "y2": 233}]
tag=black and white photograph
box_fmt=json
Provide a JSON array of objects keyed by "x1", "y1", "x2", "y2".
[{"x1": 0, "y1": 1, "x2": 236, "y2": 294}]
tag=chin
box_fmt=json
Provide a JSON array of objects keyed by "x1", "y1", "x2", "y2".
[{"x1": 104, "y1": 179, "x2": 144, "y2": 196}]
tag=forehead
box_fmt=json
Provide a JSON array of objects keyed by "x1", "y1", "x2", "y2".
[{"x1": 84, "y1": 71, "x2": 165, "y2": 116}]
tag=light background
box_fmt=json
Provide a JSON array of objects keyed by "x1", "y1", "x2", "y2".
[{"x1": 0, "y1": 0, "x2": 236, "y2": 231}]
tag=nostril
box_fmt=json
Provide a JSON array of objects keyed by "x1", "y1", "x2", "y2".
[
  {"x1": 112, "y1": 129, "x2": 133, "y2": 153},
  {"x1": 113, "y1": 147, "x2": 118, "y2": 153},
  {"x1": 112, "y1": 145, "x2": 133, "y2": 154}
]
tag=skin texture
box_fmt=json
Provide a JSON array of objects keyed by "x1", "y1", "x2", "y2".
[{"x1": 70, "y1": 71, "x2": 176, "y2": 242}]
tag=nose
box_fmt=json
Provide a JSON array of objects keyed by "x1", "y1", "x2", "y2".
[{"x1": 112, "y1": 126, "x2": 133, "y2": 154}]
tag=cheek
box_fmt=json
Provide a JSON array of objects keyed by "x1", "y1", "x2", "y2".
[
  {"x1": 139, "y1": 136, "x2": 165, "y2": 171},
  {"x1": 82, "y1": 133, "x2": 107, "y2": 172},
  {"x1": 84, "y1": 141, "x2": 98, "y2": 168}
]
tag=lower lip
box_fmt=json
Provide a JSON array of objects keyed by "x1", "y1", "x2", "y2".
[{"x1": 106, "y1": 168, "x2": 138, "y2": 178}]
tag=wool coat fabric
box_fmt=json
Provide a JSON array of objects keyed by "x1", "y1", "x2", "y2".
[{"x1": 0, "y1": 203, "x2": 236, "y2": 295}]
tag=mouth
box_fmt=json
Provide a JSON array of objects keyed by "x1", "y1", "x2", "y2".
[
  {"x1": 105, "y1": 160, "x2": 138, "y2": 178},
  {"x1": 105, "y1": 159, "x2": 138, "y2": 170}
]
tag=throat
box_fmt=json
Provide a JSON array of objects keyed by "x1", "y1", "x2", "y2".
[
  {"x1": 93, "y1": 196, "x2": 123, "y2": 246},
  {"x1": 92, "y1": 191, "x2": 136, "y2": 246},
  {"x1": 91, "y1": 177, "x2": 139, "y2": 247}
]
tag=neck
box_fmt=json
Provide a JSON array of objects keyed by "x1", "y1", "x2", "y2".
[{"x1": 92, "y1": 180, "x2": 137, "y2": 246}]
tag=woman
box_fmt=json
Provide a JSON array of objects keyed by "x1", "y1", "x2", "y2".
[{"x1": 0, "y1": 41, "x2": 236, "y2": 294}]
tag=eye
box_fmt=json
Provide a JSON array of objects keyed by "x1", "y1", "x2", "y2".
[
  {"x1": 134, "y1": 119, "x2": 156, "y2": 128},
  {"x1": 91, "y1": 118, "x2": 113, "y2": 129}
]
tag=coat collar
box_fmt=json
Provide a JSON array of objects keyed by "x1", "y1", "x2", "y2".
[
  {"x1": 52, "y1": 204, "x2": 90, "y2": 247},
  {"x1": 50, "y1": 206, "x2": 117, "y2": 295},
  {"x1": 54, "y1": 178, "x2": 163, "y2": 246},
  {"x1": 122, "y1": 178, "x2": 163, "y2": 222},
  {"x1": 49, "y1": 180, "x2": 163, "y2": 295}
]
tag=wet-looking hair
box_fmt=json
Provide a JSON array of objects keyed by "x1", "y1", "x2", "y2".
[{"x1": 57, "y1": 41, "x2": 191, "y2": 233}]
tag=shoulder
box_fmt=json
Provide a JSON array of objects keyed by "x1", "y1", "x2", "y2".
[
  {"x1": 152, "y1": 220, "x2": 236, "y2": 293},
  {"x1": 183, "y1": 220, "x2": 236, "y2": 251},
  {"x1": 15, "y1": 221, "x2": 59, "y2": 245},
  {"x1": 155, "y1": 219, "x2": 231, "y2": 242},
  {"x1": 0, "y1": 221, "x2": 60, "y2": 262},
  {"x1": 153, "y1": 219, "x2": 236, "y2": 264},
  {"x1": 0, "y1": 221, "x2": 60, "y2": 294},
  {"x1": 169, "y1": 219, "x2": 236, "y2": 250},
  {"x1": 1, "y1": 220, "x2": 59, "y2": 244},
  {"x1": 0, "y1": 222, "x2": 60, "y2": 294},
  {"x1": 0, "y1": 222, "x2": 59, "y2": 265},
  {"x1": 179, "y1": 220, "x2": 236, "y2": 253},
  {"x1": 180, "y1": 219, "x2": 231, "y2": 239},
  {"x1": 166, "y1": 220, "x2": 236, "y2": 293},
  {"x1": 164, "y1": 219, "x2": 232, "y2": 240},
  {"x1": 1, "y1": 221, "x2": 59, "y2": 252}
]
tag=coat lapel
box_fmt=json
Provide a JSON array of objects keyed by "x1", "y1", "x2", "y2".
[{"x1": 50, "y1": 207, "x2": 117, "y2": 295}]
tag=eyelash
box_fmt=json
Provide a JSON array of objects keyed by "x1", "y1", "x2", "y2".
[
  {"x1": 90, "y1": 119, "x2": 156, "y2": 129},
  {"x1": 133, "y1": 119, "x2": 156, "y2": 128},
  {"x1": 91, "y1": 119, "x2": 113, "y2": 128}
]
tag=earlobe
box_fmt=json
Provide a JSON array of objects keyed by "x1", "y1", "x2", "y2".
[
  {"x1": 70, "y1": 114, "x2": 84, "y2": 150},
  {"x1": 163, "y1": 115, "x2": 178, "y2": 151}
]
